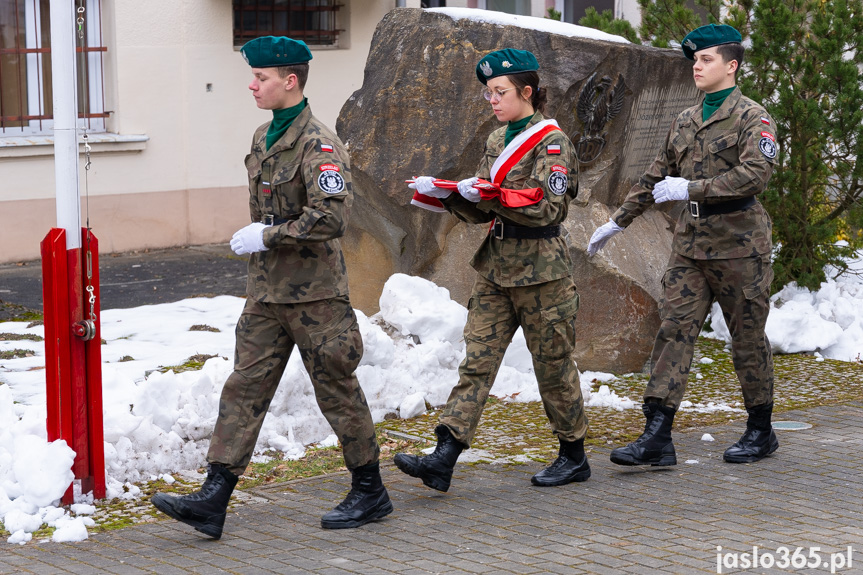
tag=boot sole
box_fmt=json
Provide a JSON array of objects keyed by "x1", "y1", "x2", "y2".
[
  {"x1": 610, "y1": 453, "x2": 677, "y2": 467},
  {"x1": 723, "y1": 439, "x2": 779, "y2": 463},
  {"x1": 531, "y1": 469, "x2": 591, "y2": 487},
  {"x1": 394, "y1": 455, "x2": 452, "y2": 492},
  {"x1": 320, "y1": 500, "x2": 394, "y2": 529},
  {"x1": 151, "y1": 494, "x2": 225, "y2": 539}
]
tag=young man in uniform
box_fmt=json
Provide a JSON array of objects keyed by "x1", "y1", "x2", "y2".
[
  {"x1": 152, "y1": 36, "x2": 392, "y2": 537},
  {"x1": 588, "y1": 24, "x2": 779, "y2": 466}
]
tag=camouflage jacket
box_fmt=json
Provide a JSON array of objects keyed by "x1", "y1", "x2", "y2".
[
  {"x1": 243, "y1": 104, "x2": 352, "y2": 303},
  {"x1": 612, "y1": 87, "x2": 776, "y2": 259},
  {"x1": 442, "y1": 112, "x2": 580, "y2": 287}
]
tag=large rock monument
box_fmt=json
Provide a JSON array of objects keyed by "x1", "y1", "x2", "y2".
[{"x1": 336, "y1": 8, "x2": 700, "y2": 373}]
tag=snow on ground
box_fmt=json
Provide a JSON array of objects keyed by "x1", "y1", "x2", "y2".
[{"x1": 2, "y1": 252, "x2": 863, "y2": 542}]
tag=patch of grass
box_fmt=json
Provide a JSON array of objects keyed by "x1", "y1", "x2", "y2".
[
  {"x1": 86, "y1": 475, "x2": 208, "y2": 534},
  {"x1": 0, "y1": 332, "x2": 43, "y2": 342},
  {"x1": 156, "y1": 353, "x2": 222, "y2": 374},
  {"x1": 0, "y1": 300, "x2": 43, "y2": 323},
  {"x1": 118, "y1": 355, "x2": 135, "y2": 362},
  {"x1": 0, "y1": 349, "x2": 35, "y2": 360},
  {"x1": 189, "y1": 324, "x2": 221, "y2": 333},
  {"x1": 239, "y1": 429, "x2": 425, "y2": 489}
]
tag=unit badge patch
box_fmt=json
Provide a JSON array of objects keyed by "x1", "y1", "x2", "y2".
[
  {"x1": 759, "y1": 136, "x2": 777, "y2": 159},
  {"x1": 318, "y1": 164, "x2": 345, "y2": 194},
  {"x1": 548, "y1": 165, "x2": 568, "y2": 195}
]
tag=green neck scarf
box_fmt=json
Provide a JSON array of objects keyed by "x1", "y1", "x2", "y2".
[
  {"x1": 703, "y1": 86, "x2": 735, "y2": 122},
  {"x1": 505, "y1": 114, "x2": 533, "y2": 147},
  {"x1": 266, "y1": 98, "x2": 307, "y2": 150}
]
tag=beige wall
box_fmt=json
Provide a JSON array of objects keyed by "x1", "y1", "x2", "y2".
[{"x1": 0, "y1": 0, "x2": 394, "y2": 264}]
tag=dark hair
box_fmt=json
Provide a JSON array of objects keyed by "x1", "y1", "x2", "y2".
[
  {"x1": 277, "y1": 63, "x2": 309, "y2": 89},
  {"x1": 506, "y1": 70, "x2": 547, "y2": 114},
  {"x1": 716, "y1": 43, "x2": 745, "y2": 77}
]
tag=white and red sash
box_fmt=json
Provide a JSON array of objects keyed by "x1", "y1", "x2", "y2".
[
  {"x1": 410, "y1": 119, "x2": 561, "y2": 212},
  {"x1": 490, "y1": 119, "x2": 561, "y2": 184}
]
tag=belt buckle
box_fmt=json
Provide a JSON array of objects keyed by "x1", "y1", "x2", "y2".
[
  {"x1": 261, "y1": 214, "x2": 274, "y2": 225},
  {"x1": 689, "y1": 201, "x2": 700, "y2": 218},
  {"x1": 492, "y1": 219, "x2": 504, "y2": 240}
]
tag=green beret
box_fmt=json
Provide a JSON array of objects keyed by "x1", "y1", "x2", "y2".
[
  {"x1": 241, "y1": 36, "x2": 313, "y2": 68},
  {"x1": 681, "y1": 24, "x2": 742, "y2": 60},
  {"x1": 475, "y1": 49, "x2": 539, "y2": 85}
]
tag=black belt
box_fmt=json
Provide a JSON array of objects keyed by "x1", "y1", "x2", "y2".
[
  {"x1": 491, "y1": 218, "x2": 560, "y2": 240},
  {"x1": 688, "y1": 196, "x2": 755, "y2": 218},
  {"x1": 261, "y1": 215, "x2": 289, "y2": 225}
]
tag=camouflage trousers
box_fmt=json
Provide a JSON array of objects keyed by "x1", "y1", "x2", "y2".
[
  {"x1": 645, "y1": 252, "x2": 774, "y2": 410},
  {"x1": 439, "y1": 275, "x2": 588, "y2": 447},
  {"x1": 207, "y1": 296, "x2": 379, "y2": 475}
]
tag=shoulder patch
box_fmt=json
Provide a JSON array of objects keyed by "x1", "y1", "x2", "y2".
[
  {"x1": 318, "y1": 164, "x2": 346, "y2": 194},
  {"x1": 320, "y1": 143, "x2": 334, "y2": 153},
  {"x1": 759, "y1": 136, "x2": 777, "y2": 159},
  {"x1": 547, "y1": 169, "x2": 568, "y2": 196},
  {"x1": 547, "y1": 144, "x2": 561, "y2": 155}
]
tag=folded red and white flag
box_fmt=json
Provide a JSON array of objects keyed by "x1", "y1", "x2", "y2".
[
  {"x1": 410, "y1": 190, "x2": 447, "y2": 212},
  {"x1": 407, "y1": 178, "x2": 542, "y2": 210}
]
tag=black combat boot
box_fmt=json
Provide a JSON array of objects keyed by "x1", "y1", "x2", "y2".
[
  {"x1": 723, "y1": 402, "x2": 779, "y2": 463},
  {"x1": 321, "y1": 462, "x2": 393, "y2": 529},
  {"x1": 393, "y1": 424, "x2": 464, "y2": 492},
  {"x1": 530, "y1": 437, "x2": 591, "y2": 486},
  {"x1": 151, "y1": 464, "x2": 238, "y2": 539},
  {"x1": 610, "y1": 402, "x2": 677, "y2": 466}
]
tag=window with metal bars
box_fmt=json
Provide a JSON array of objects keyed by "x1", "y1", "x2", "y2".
[
  {"x1": 0, "y1": 0, "x2": 107, "y2": 136},
  {"x1": 233, "y1": 0, "x2": 343, "y2": 48}
]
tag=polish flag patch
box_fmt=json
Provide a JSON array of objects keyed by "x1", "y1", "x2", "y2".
[
  {"x1": 319, "y1": 163, "x2": 340, "y2": 172},
  {"x1": 761, "y1": 131, "x2": 775, "y2": 141},
  {"x1": 320, "y1": 144, "x2": 334, "y2": 153},
  {"x1": 551, "y1": 165, "x2": 568, "y2": 174},
  {"x1": 761, "y1": 117, "x2": 771, "y2": 125},
  {"x1": 547, "y1": 144, "x2": 561, "y2": 155}
]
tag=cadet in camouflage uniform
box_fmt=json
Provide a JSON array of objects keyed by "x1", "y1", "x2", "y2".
[
  {"x1": 588, "y1": 24, "x2": 779, "y2": 466},
  {"x1": 395, "y1": 49, "x2": 591, "y2": 492},
  {"x1": 152, "y1": 36, "x2": 391, "y2": 538}
]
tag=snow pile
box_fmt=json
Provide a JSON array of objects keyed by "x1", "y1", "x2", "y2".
[{"x1": 707, "y1": 252, "x2": 863, "y2": 361}]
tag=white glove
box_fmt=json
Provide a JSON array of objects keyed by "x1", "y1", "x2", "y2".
[
  {"x1": 409, "y1": 176, "x2": 452, "y2": 199},
  {"x1": 652, "y1": 176, "x2": 690, "y2": 203},
  {"x1": 457, "y1": 177, "x2": 481, "y2": 203},
  {"x1": 587, "y1": 219, "x2": 624, "y2": 257},
  {"x1": 230, "y1": 222, "x2": 269, "y2": 255}
]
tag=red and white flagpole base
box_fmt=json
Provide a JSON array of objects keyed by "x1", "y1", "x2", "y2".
[{"x1": 41, "y1": 228, "x2": 106, "y2": 504}]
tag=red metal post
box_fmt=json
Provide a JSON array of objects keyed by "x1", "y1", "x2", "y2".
[
  {"x1": 83, "y1": 230, "x2": 106, "y2": 499},
  {"x1": 41, "y1": 227, "x2": 106, "y2": 504}
]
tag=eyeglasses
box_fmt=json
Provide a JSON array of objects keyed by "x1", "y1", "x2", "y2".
[{"x1": 482, "y1": 87, "x2": 514, "y2": 102}]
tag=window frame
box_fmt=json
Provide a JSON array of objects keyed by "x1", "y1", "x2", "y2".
[
  {"x1": 0, "y1": 0, "x2": 107, "y2": 137},
  {"x1": 232, "y1": 0, "x2": 344, "y2": 49}
]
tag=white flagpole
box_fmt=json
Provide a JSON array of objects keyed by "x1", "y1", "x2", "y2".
[{"x1": 50, "y1": 0, "x2": 81, "y2": 250}]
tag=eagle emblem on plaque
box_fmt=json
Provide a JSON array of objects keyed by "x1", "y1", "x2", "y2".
[{"x1": 571, "y1": 73, "x2": 626, "y2": 165}]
